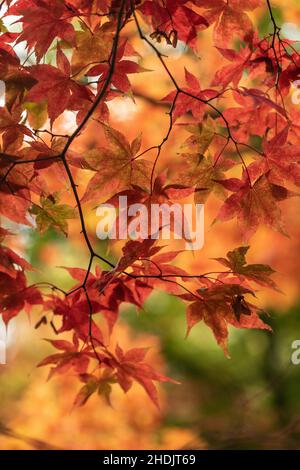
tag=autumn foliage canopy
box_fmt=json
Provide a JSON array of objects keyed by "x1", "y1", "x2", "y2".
[{"x1": 0, "y1": 0, "x2": 299, "y2": 407}]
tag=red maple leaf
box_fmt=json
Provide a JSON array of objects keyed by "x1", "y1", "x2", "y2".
[
  {"x1": 7, "y1": 0, "x2": 76, "y2": 61},
  {"x1": 87, "y1": 39, "x2": 148, "y2": 93},
  {"x1": 115, "y1": 344, "x2": 178, "y2": 408},
  {"x1": 186, "y1": 282, "x2": 271, "y2": 356},
  {"x1": 37, "y1": 334, "x2": 92, "y2": 379},
  {"x1": 27, "y1": 47, "x2": 91, "y2": 124},
  {"x1": 139, "y1": 0, "x2": 208, "y2": 48},
  {"x1": 195, "y1": 0, "x2": 263, "y2": 46},
  {"x1": 0, "y1": 270, "x2": 42, "y2": 324},
  {"x1": 0, "y1": 104, "x2": 32, "y2": 152},
  {"x1": 211, "y1": 46, "x2": 253, "y2": 88},
  {"x1": 162, "y1": 69, "x2": 218, "y2": 121},
  {"x1": 215, "y1": 172, "x2": 298, "y2": 239},
  {"x1": 261, "y1": 127, "x2": 300, "y2": 187}
]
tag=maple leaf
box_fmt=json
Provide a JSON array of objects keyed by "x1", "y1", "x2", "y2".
[
  {"x1": 119, "y1": 171, "x2": 193, "y2": 204},
  {"x1": 0, "y1": 184, "x2": 31, "y2": 226},
  {"x1": 26, "y1": 47, "x2": 91, "y2": 124},
  {"x1": 174, "y1": 121, "x2": 235, "y2": 203},
  {"x1": 114, "y1": 344, "x2": 178, "y2": 408},
  {"x1": 71, "y1": 22, "x2": 114, "y2": 77},
  {"x1": 0, "y1": 31, "x2": 18, "y2": 56},
  {"x1": 259, "y1": 127, "x2": 300, "y2": 187},
  {"x1": 74, "y1": 370, "x2": 117, "y2": 407},
  {"x1": 0, "y1": 105, "x2": 32, "y2": 152},
  {"x1": 162, "y1": 69, "x2": 218, "y2": 121},
  {"x1": 237, "y1": 88, "x2": 287, "y2": 118},
  {"x1": 73, "y1": 375, "x2": 100, "y2": 407},
  {"x1": 221, "y1": 91, "x2": 272, "y2": 142},
  {"x1": 215, "y1": 172, "x2": 298, "y2": 239},
  {"x1": 0, "y1": 243, "x2": 34, "y2": 319},
  {"x1": 178, "y1": 120, "x2": 216, "y2": 155},
  {"x1": 103, "y1": 171, "x2": 195, "y2": 249},
  {"x1": 247, "y1": 34, "x2": 293, "y2": 89},
  {"x1": 195, "y1": 0, "x2": 263, "y2": 46},
  {"x1": 211, "y1": 46, "x2": 253, "y2": 88},
  {"x1": 0, "y1": 47, "x2": 35, "y2": 109},
  {"x1": 37, "y1": 335, "x2": 91, "y2": 380},
  {"x1": 92, "y1": 242, "x2": 187, "y2": 327},
  {"x1": 0, "y1": 270, "x2": 43, "y2": 324},
  {"x1": 96, "y1": 370, "x2": 117, "y2": 406},
  {"x1": 279, "y1": 52, "x2": 300, "y2": 95},
  {"x1": 87, "y1": 39, "x2": 149, "y2": 93},
  {"x1": 222, "y1": 88, "x2": 287, "y2": 136},
  {"x1": 97, "y1": 278, "x2": 138, "y2": 333},
  {"x1": 139, "y1": 0, "x2": 208, "y2": 48},
  {"x1": 91, "y1": 261, "x2": 154, "y2": 333},
  {"x1": 66, "y1": 0, "x2": 111, "y2": 16},
  {"x1": 81, "y1": 125, "x2": 152, "y2": 204},
  {"x1": 0, "y1": 245, "x2": 33, "y2": 278},
  {"x1": 7, "y1": 0, "x2": 76, "y2": 61},
  {"x1": 186, "y1": 283, "x2": 271, "y2": 356},
  {"x1": 46, "y1": 292, "x2": 103, "y2": 342},
  {"x1": 214, "y1": 246, "x2": 279, "y2": 291},
  {"x1": 16, "y1": 138, "x2": 81, "y2": 172},
  {"x1": 63, "y1": 266, "x2": 121, "y2": 329},
  {"x1": 120, "y1": 242, "x2": 189, "y2": 296},
  {"x1": 89, "y1": 59, "x2": 148, "y2": 94},
  {"x1": 30, "y1": 193, "x2": 77, "y2": 236},
  {"x1": 0, "y1": 148, "x2": 37, "y2": 193},
  {"x1": 117, "y1": 239, "x2": 162, "y2": 272}
]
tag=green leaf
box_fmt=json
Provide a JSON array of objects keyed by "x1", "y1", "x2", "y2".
[{"x1": 30, "y1": 194, "x2": 77, "y2": 236}]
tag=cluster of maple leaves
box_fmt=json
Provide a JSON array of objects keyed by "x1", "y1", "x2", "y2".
[{"x1": 0, "y1": 0, "x2": 299, "y2": 407}]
